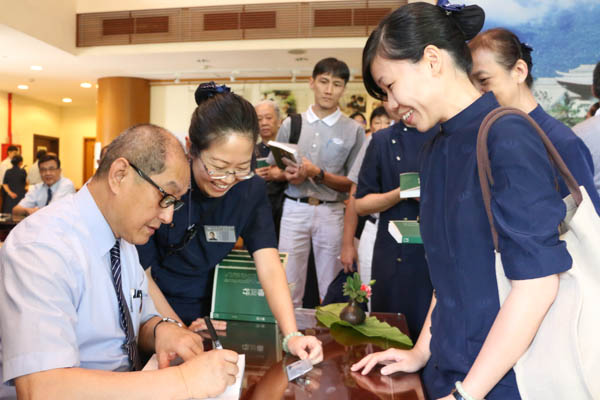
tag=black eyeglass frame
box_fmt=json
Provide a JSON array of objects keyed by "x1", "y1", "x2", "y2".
[{"x1": 128, "y1": 161, "x2": 184, "y2": 211}]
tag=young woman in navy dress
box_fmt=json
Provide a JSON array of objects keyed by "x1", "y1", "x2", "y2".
[
  {"x1": 354, "y1": 119, "x2": 437, "y2": 340},
  {"x1": 468, "y1": 27, "x2": 600, "y2": 214},
  {"x1": 351, "y1": 4, "x2": 571, "y2": 400}
]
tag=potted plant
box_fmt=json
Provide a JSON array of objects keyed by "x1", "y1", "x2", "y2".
[{"x1": 340, "y1": 273, "x2": 375, "y2": 325}]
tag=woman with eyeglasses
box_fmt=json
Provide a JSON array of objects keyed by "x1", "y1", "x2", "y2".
[{"x1": 137, "y1": 82, "x2": 323, "y2": 363}]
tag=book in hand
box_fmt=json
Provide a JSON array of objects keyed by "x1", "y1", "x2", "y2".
[
  {"x1": 388, "y1": 220, "x2": 423, "y2": 244},
  {"x1": 256, "y1": 157, "x2": 270, "y2": 169},
  {"x1": 267, "y1": 141, "x2": 298, "y2": 170},
  {"x1": 399, "y1": 172, "x2": 420, "y2": 198}
]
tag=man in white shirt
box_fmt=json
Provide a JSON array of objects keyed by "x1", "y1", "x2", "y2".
[
  {"x1": 0, "y1": 145, "x2": 19, "y2": 187},
  {"x1": 1, "y1": 124, "x2": 239, "y2": 400},
  {"x1": 26, "y1": 149, "x2": 46, "y2": 186},
  {"x1": 12, "y1": 154, "x2": 75, "y2": 216}
]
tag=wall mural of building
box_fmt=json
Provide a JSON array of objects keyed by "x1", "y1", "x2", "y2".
[{"x1": 467, "y1": 0, "x2": 600, "y2": 126}]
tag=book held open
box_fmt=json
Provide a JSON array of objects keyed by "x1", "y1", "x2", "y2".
[{"x1": 267, "y1": 140, "x2": 298, "y2": 170}]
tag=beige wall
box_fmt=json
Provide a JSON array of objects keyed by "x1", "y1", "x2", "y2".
[
  {"x1": 150, "y1": 81, "x2": 377, "y2": 141},
  {"x1": 0, "y1": 91, "x2": 96, "y2": 188}
]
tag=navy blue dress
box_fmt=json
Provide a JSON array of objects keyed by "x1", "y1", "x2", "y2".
[
  {"x1": 137, "y1": 170, "x2": 278, "y2": 325},
  {"x1": 529, "y1": 105, "x2": 600, "y2": 215},
  {"x1": 419, "y1": 92, "x2": 572, "y2": 399},
  {"x1": 355, "y1": 122, "x2": 438, "y2": 340}
]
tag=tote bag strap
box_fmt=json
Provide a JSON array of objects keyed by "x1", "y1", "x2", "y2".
[{"x1": 476, "y1": 106, "x2": 582, "y2": 251}]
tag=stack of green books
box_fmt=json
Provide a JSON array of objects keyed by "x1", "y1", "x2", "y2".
[
  {"x1": 388, "y1": 220, "x2": 423, "y2": 244},
  {"x1": 210, "y1": 250, "x2": 288, "y2": 323},
  {"x1": 399, "y1": 172, "x2": 420, "y2": 198}
]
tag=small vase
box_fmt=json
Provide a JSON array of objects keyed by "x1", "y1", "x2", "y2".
[{"x1": 339, "y1": 300, "x2": 366, "y2": 325}]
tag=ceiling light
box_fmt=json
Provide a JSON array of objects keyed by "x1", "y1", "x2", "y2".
[
  {"x1": 30, "y1": 65, "x2": 43, "y2": 71},
  {"x1": 80, "y1": 82, "x2": 92, "y2": 88},
  {"x1": 18, "y1": 84, "x2": 29, "y2": 90},
  {"x1": 62, "y1": 98, "x2": 72, "y2": 103}
]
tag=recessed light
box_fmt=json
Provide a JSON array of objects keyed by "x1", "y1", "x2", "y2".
[
  {"x1": 17, "y1": 85, "x2": 29, "y2": 90},
  {"x1": 80, "y1": 82, "x2": 92, "y2": 88},
  {"x1": 62, "y1": 97, "x2": 72, "y2": 103},
  {"x1": 30, "y1": 65, "x2": 43, "y2": 71},
  {"x1": 288, "y1": 49, "x2": 306, "y2": 55}
]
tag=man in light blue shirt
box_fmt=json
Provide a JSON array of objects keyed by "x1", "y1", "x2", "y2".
[
  {"x1": 573, "y1": 61, "x2": 600, "y2": 198},
  {"x1": 0, "y1": 124, "x2": 239, "y2": 399},
  {"x1": 12, "y1": 154, "x2": 75, "y2": 216}
]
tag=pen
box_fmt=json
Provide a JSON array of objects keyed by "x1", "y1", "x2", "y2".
[{"x1": 204, "y1": 316, "x2": 223, "y2": 350}]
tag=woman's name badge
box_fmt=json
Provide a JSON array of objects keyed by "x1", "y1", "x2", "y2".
[{"x1": 204, "y1": 225, "x2": 236, "y2": 243}]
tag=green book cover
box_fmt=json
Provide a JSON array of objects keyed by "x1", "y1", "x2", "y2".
[
  {"x1": 388, "y1": 220, "x2": 423, "y2": 244},
  {"x1": 256, "y1": 157, "x2": 269, "y2": 169},
  {"x1": 210, "y1": 265, "x2": 276, "y2": 323},
  {"x1": 399, "y1": 172, "x2": 420, "y2": 198}
]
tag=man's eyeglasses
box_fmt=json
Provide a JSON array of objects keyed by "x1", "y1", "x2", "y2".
[
  {"x1": 128, "y1": 162, "x2": 184, "y2": 211},
  {"x1": 198, "y1": 155, "x2": 254, "y2": 181},
  {"x1": 40, "y1": 167, "x2": 59, "y2": 173}
]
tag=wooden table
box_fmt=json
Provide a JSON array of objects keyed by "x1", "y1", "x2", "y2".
[
  {"x1": 209, "y1": 310, "x2": 426, "y2": 400},
  {"x1": 0, "y1": 214, "x2": 23, "y2": 241}
]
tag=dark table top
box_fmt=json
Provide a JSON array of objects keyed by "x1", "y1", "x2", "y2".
[{"x1": 206, "y1": 309, "x2": 425, "y2": 400}]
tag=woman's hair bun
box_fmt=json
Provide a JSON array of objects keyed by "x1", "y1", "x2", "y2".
[
  {"x1": 194, "y1": 81, "x2": 231, "y2": 106},
  {"x1": 452, "y1": 4, "x2": 486, "y2": 41}
]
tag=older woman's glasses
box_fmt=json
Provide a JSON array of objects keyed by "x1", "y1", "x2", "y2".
[
  {"x1": 128, "y1": 162, "x2": 185, "y2": 211},
  {"x1": 199, "y1": 155, "x2": 254, "y2": 181}
]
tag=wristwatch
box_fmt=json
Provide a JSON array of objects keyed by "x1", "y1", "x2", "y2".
[
  {"x1": 153, "y1": 317, "x2": 183, "y2": 338},
  {"x1": 314, "y1": 168, "x2": 325, "y2": 183}
]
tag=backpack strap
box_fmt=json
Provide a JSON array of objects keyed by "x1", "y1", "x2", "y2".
[{"x1": 289, "y1": 113, "x2": 302, "y2": 145}]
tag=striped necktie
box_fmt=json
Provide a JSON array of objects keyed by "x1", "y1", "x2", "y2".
[
  {"x1": 45, "y1": 187, "x2": 52, "y2": 206},
  {"x1": 109, "y1": 240, "x2": 141, "y2": 371}
]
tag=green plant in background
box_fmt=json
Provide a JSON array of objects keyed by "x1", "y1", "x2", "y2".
[
  {"x1": 342, "y1": 273, "x2": 375, "y2": 304},
  {"x1": 550, "y1": 92, "x2": 587, "y2": 127}
]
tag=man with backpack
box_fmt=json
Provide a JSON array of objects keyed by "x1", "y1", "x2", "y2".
[{"x1": 267, "y1": 58, "x2": 365, "y2": 307}]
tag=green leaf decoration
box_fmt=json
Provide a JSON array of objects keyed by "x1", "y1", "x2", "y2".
[{"x1": 316, "y1": 303, "x2": 413, "y2": 348}]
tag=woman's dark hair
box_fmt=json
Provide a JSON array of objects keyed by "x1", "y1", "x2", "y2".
[
  {"x1": 593, "y1": 62, "x2": 600, "y2": 99},
  {"x1": 189, "y1": 82, "x2": 259, "y2": 157},
  {"x1": 11, "y1": 155, "x2": 22, "y2": 166},
  {"x1": 469, "y1": 28, "x2": 534, "y2": 88},
  {"x1": 362, "y1": 2, "x2": 485, "y2": 100},
  {"x1": 350, "y1": 112, "x2": 366, "y2": 123},
  {"x1": 369, "y1": 106, "x2": 389, "y2": 125}
]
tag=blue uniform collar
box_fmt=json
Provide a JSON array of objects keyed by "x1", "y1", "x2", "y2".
[
  {"x1": 75, "y1": 184, "x2": 118, "y2": 259},
  {"x1": 441, "y1": 92, "x2": 499, "y2": 135},
  {"x1": 528, "y1": 103, "x2": 545, "y2": 121}
]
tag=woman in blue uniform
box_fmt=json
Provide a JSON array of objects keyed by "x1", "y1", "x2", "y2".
[
  {"x1": 138, "y1": 82, "x2": 322, "y2": 363},
  {"x1": 468, "y1": 27, "x2": 600, "y2": 215},
  {"x1": 354, "y1": 119, "x2": 437, "y2": 340},
  {"x1": 351, "y1": 3, "x2": 571, "y2": 400}
]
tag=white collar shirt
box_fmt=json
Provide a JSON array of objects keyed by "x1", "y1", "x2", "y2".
[
  {"x1": 0, "y1": 185, "x2": 158, "y2": 384},
  {"x1": 18, "y1": 176, "x2": 75, "y2": 208}
]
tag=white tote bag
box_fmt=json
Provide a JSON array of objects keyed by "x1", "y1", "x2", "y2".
[{"x1": 476, "y1": 107, "x2": 600, "y2": 400}]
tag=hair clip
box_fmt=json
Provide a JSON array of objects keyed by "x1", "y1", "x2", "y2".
[
  {"x1": 521, "y1": 42, "x2": 534, "y2": 53},
  {"x1": 194, "y1": 81, "x2": 231, "y2": 105},
  {"x1": 437, "y1": 0, "x2": 465, "y2": 14}
]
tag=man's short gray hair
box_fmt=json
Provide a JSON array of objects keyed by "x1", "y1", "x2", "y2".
[
  {"x1": 254, "y1": 99, "x2": 281, "y2": 121},
  {"x1": 95, "y1": 124, "x2": 185, "y2": 178}
]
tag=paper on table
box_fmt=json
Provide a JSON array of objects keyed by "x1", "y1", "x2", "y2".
[{"x1": 142, "y1": 354, "x2": 245, "y2": 400}]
